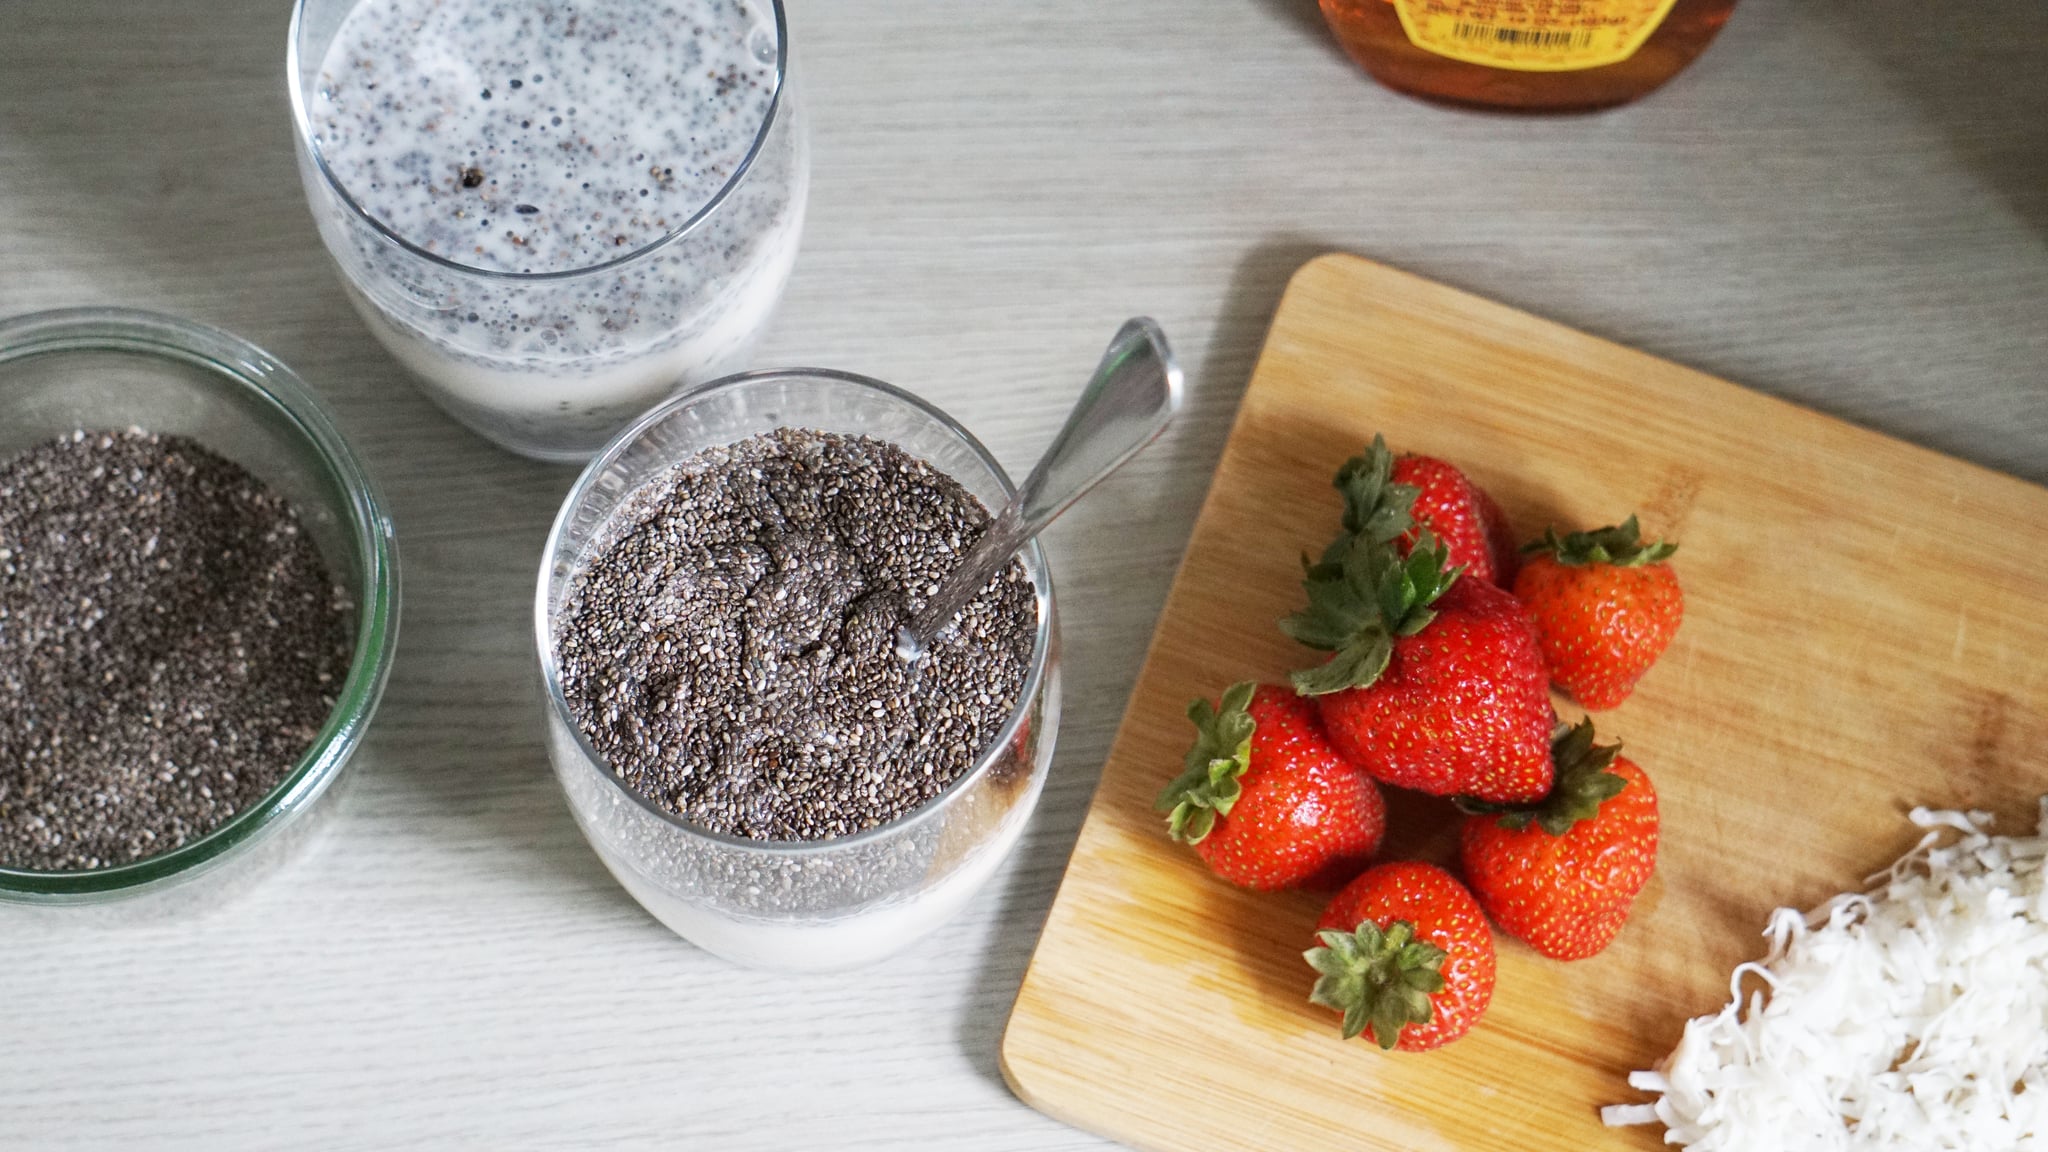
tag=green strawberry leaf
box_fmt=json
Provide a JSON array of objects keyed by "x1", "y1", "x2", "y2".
[
  {"x1": 1157, "y1": 681, "x2": 1259, "y2": 844},
  {"x1": 1382, "y1": 532, "x2": 1459, "y2": 637},
  {"x1": 1521, "y1": 514, "x2": 1677, "y2": 568},
  {"x1": 1303, "y1": 917, "x2": 1447, "y2": 1050},
  {"x1": 1280, "y1": 548, "x2": 1382, "y2": 653},
  {"x1": 1290, "y1": 632, "x2": 1392, "y2": 698},
  {"x1": 1333, "y1": 435, "x2": 1419, "y2": 549},
  {"x1": 1397, "y1": 947, "x2": 1449, "y2": 992},
  {"x1": 1282, "y1": 532, "x2": 1459, "y2": 695},
  {"x1": 1371, "y1": 995, "x2": 1410, "y2": 1051},
  {"x1": 1308, "y1": 932, "x2": 1359, "y2": 976}
]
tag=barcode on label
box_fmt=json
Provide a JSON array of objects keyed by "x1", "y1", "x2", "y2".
[{"x1": 1448, "y1": 22, "x2": 1596, "y2": 50}]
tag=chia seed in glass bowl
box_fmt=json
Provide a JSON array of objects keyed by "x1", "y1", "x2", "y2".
[
  {"x1": 0, "y1": 308, "x2": 400, "y2": 907},
  {"x1": 539, "y1": 369, "x2": 1059, "y2": 972}
]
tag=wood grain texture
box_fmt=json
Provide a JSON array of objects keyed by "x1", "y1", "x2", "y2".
[
  {"x1": 0, "y1": 0, "x2": 2044, "y2": 1147},
  {"x1": 1002, "y1": 253, "x2": 2048, "y2": 1152}
]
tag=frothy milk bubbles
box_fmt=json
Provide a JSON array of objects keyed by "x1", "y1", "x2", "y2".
[{"x1": 291, "y1": 0, "x2": 808, "y2": 460}]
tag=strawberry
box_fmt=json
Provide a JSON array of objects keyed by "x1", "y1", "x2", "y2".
[
  {"x1": 1514, "y1": 515, "x2": 1683, "y2": 710},
  {"x1": 1282, "y1": 532, "x2": 1554, "y2": 803},
  {"x1": 1391, "y1": 453, "x2": 1515, "y2": 587},
  {"x1": 1459, "y1": 719, "x2": 1660, "y2": 960},
  {"x1": 1323, "y1": 437, "x2": 1513, "y2": 588},
  {"x1": 1157, "y1": 682, "x2": 1387, "y2": 891},
  {"x1": 1306, "y1": 861, "x2": 1496, "y2": 1051}
]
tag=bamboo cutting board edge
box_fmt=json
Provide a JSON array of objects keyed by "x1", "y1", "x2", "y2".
[{"x1": 1001, "y1": 252, "x2": 2048, "y2": 1152}]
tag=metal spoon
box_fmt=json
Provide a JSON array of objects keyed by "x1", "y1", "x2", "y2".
[{"x1": 894, "y1": 317, "x2": 1184, "y2": 663}]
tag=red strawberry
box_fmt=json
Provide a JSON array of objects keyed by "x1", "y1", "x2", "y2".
[
  {"x1": 1282, "y1": 533, "x2": 1554, "y2": 803},
  {"x1": 1514, "y1": 516, "x2": 1683, "y2": 710},
  {"x1": 1324, "y1": 437, "x2": 1514, "y2": 587},
  {"x1": 1459, "y1": 719, "x2": 1660, "y2": 960},
  {"x1": 1158, "y1": 682, "x2": 1387, "y2": 891},
  {"x1": 1306, "y1": 861, "x2": 1496, "y2": 1051},
  {"x1": 1391, "y1": 454, "x2": 1514, "y2": 587}
]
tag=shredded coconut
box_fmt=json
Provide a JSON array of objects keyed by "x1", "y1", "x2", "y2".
[{"x1": 1603, "y1": 800, "x2": 2048, "y2": 1151}]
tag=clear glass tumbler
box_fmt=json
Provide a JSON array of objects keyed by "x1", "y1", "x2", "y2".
[
  {"x1": 287, "y1": 0, "x2": 810, "y2": 463},
  {"x1": 0, "y1": 308, "x2": 400, "y2": 906},
  {"x1": 536, "y1": 370, "x2": 1060, "y2": 971}
]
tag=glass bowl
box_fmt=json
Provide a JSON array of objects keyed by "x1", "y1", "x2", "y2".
[
  {"x1": 537, "y1": 369, "x2": 1060, "y2": 971},
  {"x1": 0, "y1": 308, "x2": 400, "y2": 905},
  {"x1": 287, "y1": 0, "x2": 810, "y2": 463}
]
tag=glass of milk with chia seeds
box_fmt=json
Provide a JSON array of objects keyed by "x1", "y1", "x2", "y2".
[
  {"x1": 537, "y1": 370, "x2": 1061, "y2": 972},
  {"x1": 288, "y1": 0, "x2": 808, "y2": 462}
]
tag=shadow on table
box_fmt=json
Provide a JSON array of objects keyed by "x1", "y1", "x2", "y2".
[
  {"x1": 1248, "y1": 0, "x2": 1350, "y2": 66},
  {"x1": 1825, "y1": 0, "x2": 2048, "y2": 239},
  {"x1": 0, "y1": 0, "x2": 324, "y2": 307},
  {"x1": 351, "y1": 444, "x2": 655, "y2": 918},
  {"x1": 954, "y1": 235, "x2": 1343, "y2": 1090},
  {"x1": 0, "y1": 0, "x2": 441, "y2": 448}
]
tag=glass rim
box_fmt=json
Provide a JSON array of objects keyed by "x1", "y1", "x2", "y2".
[
  {"x1": 0, "y1": 307, "x2": 401, "y2": 898},
  {"x1": 535, "y1": 367, "x2": 1058, "y2": 857},
  {"x1": 285, "y1": 0, "x2": 792, "y2": 283}
]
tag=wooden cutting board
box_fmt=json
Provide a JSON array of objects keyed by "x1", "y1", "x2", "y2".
[{"x1": 1001, "y1": 253, "x2": 2048, "y2": 1152}]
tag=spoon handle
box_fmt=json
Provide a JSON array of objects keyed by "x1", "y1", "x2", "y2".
[{"x1": 905, "y1": 318, "x2": 1184, "y2": 651}]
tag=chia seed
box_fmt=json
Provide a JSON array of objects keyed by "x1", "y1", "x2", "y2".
[
  {"x1": 553, "y1": 429, "x2": 1038, "y2": 842},
  {"x1": 311, "y1": 0, "x2": 777, "y2": 278},
  {"x1": 0, "y1": 430, "x2": 355, "y2": 872},
  {"x1": 303, "y1": 0, "x2": 809, "y2": 453}
]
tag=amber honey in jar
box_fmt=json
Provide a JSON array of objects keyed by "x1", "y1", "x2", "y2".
[{"x1": 1318, "y1": 0, "x2": 1738, "y2": 111}]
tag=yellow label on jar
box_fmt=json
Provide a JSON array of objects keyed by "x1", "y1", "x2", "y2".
[{"x1": 1392, "y1": 0, "x2": 1682, "y2": 72}]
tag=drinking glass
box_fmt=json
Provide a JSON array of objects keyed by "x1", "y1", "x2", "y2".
[
  {"x1": 287, "y1": 0, "x2": 810, "y2": 462},
  {"x1": 537, "y1": 370, "x2": 1061, "y2": 971}
]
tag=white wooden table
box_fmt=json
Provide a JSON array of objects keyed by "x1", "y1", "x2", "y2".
[{"x1": 3, "y1": 1, "x2": 2044, "y2": 1147}]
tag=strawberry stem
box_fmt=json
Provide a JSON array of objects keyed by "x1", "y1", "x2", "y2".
[
  {"x1": 1327, "y1": 435, "x2": 1420, "y2": 561},
  {"x1": 1521, "y1": 514, "x2": 1676, "y2": 568},
  {"x1": 1155, "y1": 681, "x2": 1258, "y2": 844},
  {"x1": 1282, "y1": 531, "x2": 1460, "y2": 697},
  {"x1": 1305, "y1": 919, "x2": 1448, "y2": 1049}
]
